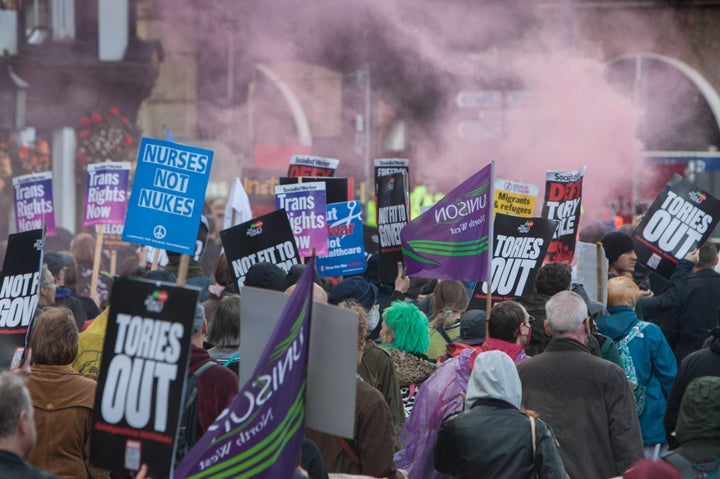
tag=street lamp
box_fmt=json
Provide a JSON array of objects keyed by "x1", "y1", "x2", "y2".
[{"x1": 0, "y1": 59, "x2": 28, "y2": 132}]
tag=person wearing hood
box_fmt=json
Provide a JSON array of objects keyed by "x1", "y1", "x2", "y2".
[
  {"x1": 661, "y1": 376, "x2": 720, "y2": 477},
  {"x1": 596, "y1": 276, "x2": 676, "y2": 457},
  {"x1": 434, "y1": 350, "x2": 569, "y2": 479},
  {"x1": 665, "y1": 326, "x2": 720, "y2": 449}
]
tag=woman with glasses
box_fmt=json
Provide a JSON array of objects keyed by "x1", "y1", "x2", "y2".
[{"x1": 476, "y1": 300, "x2": 532, "y2": 364}]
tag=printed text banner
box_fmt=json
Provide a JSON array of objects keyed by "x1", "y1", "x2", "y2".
[
  {"x1": 377, "y1": 172, "x2": 409, "y2": 282},
  {"x1": 541, "y1": 167, "x2": 585, "y2": 263},
  {"x1": 82, "y1": 162, "x2": 131, "y2": 227},
  {"x1": 633, "y1": 174, "x2": 720, "y2": 278},
  {"x1": 468, "y1": 214, "x2": 557, "y2": 308},
  {"x1": 401, "y1": 163, "x2": 494, "y2": 282},
  {"x1": 176, "y1": 262, "x2": 317, "y2": 479},
  {"x1": 89, "y1": 277, "x2": 198, "y2": 478},
  {"x1": 122, "y1": 138, "x2": 213, "y2": 255},
  {"x1": 13, "y1": 171, "x2": 56, "y2": 236},
  {"x1": 287, "y1": 155, "x2": 339, "y2": 177},
  {"x1": 317, "y1": 201, "x2": 367, "y2": 277},
  {"x1": 494, "y1": 178, "x2": 538, "y2": 218},
  {"x1": 275, "y1": 181, "x2": 329, "y2": 257},
  {"x1": 0, "y1": 229, "x2": 43, "y2": 369},
  {"x1": 219, "y1": 209, "x2": 300, "y2": 290}
]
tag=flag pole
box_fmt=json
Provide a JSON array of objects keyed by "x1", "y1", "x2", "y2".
[
  {"x1": 485, "y1": 162, "x2": 496, "y2": 335},
  {"x1": 90, "y1": 225, "x2": 105, "y2": 307}
]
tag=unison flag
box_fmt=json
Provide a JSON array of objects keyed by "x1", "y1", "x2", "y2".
[
  {"x1": 401, "y1": 163, "x2": 494, "y2": 281},
  {"x1": 174, "y1": 259, "x2": 315, "y2": 479}
]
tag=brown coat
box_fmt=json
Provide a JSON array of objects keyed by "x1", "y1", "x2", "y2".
[{"x1": 26, "y1": 364, "x2": 108, "y2": 479}]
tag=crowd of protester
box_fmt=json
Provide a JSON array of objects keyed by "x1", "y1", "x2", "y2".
[{"x1": 2, "y1": 209, "x2": 720, "y2": 479}]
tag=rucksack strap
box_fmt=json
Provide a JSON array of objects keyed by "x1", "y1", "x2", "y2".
[
  {"x1": 185, "y1": 361, "x2": 218, "y2": 407},
  {"x1": 436, "y1": 325, "x2": 454, "y2": 344},
  {"x1": 663, "y1": 452, "x2": 720, "y2": 478}
]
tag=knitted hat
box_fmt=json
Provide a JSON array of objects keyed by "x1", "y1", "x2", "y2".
[
  {"x1": 601, "y1": 231, "x2": 636, "y2": 263},
  {"x1": 327, "y1": 276, "x2": 378, "y2": 311},
  {"x1": 244, "y1": 262, "x2": 287, "y2": 291},
  {"x1": 457, "y1": 309, "x2": 486, "y2": 346},
  {"x1": 623, "y1": 459, "x2": 681, "y2": 479},
  {"x1": 44, "y1": 251, "x2": 72, "y2": 276},
  {"x1": 193, "y1": 303, "x2": 206, "y2": 333}
]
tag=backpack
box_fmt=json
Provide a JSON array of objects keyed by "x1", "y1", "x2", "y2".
[
  {"x1": 663, "y1": 452, "x2": 720, "y2": 479},
  {"x1": 175, "y1": 361, "x2": 217, "y2": 465},
  {"x1": 617, "y1": 321, "x2": 650, "y2": 416}
]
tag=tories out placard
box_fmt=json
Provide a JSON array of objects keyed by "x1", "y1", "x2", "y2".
[
  {"x1": 13, "y1": 172, "x2": 55, "y2": 236},
  {"x1": 287, "y1": 155, "x2": 339, "y2": 177},
  {"x1": 219, "y1": 209, "x2": 300, "y2": 289},
  {"x1": 317, "y1": 201, "x2": 366, "y2": 277},
  {"x1": 541, "y1": 167, "x2": 585, "y2": 263},
  {"x1": 494, "y1": 178, "x2": 538, "y2": 218},
  {"x1": 89, "y1": 277, "x2": 198, "y2": 478},
  {"x1": 275, "y1": 181, "x2": 328, "y2": 257},
  {"x1": 401, "y1": 164, "x2": 494, "y2": 282},
  {"x1": 82, "y1": 162, "x2": 131, "y2": 227},
  {"x1": 122, "y1": 138, "x2": 213, "y2": 255},
  {"x1": 633, "y1": 174, "x2": 720, "y2": 278},
  {"x1": 468, "y1": 214, "x2": 558, "y2": 307},
  {"x1": 0, "y1": 229, "x2": 43, "y2": 369}
]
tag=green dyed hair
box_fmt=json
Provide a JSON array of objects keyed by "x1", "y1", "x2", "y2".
[{"x1": 383, "y1": 300, "x2": 430, "y2": 354}]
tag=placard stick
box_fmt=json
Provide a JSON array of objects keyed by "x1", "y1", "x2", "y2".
[
  {"x1": 110, "y1": 250, "x2": 117, "y2": 277},
  {"x1": 151, "y1": 248, "x2": 161, "y2": 270},
  {"x1": 485, "y1": 279, "x2": 492, "y2": 338},
  {"x1": 596, "y1": 241, "x2": 604, "y2": 303},
  {"x1": 90, "y1": 225, "x2": 105, "y2": 306},
  {"x1": 177, "y1": 254, "x2": 190, "y2": 287}
]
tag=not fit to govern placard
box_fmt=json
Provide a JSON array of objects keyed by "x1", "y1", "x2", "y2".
[{"x1": 122, "y1": 138, "x2": 213, "y2": 255}]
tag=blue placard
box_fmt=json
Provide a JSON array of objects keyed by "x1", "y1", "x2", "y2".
[
  {"x1": 317, "y1": 200, "x2": 366, "y2": 277},
  {"x1": 122, "y1": 138, "x2": 213, "y2": 255}
]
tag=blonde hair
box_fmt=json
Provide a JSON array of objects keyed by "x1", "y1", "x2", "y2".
[{"x1": 607, "y1": 276, "x2": 641, "y2": 308}]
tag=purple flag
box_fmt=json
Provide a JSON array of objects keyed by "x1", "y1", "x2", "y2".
[
  {"x1": 174, "y1": 259, "x2": 315, "y2": 479},
  {"x1": 82, "y1": 162, "x2": 131, "y2": 227},
  {"x1": 401, "y1": 163, "x2": 494, "y2": 281},
  {"x1": 12, "y1": 172, "x2": 56, "y2": 236}
]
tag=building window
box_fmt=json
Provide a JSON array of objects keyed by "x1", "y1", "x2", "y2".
[{"x1": 24, "y1": 0, "x2": 75, "y2": 44}]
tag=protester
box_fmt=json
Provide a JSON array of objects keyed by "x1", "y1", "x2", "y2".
[
  {"x1": 518, "y1": 290, "x2": 644, "y2": 479},
  {"x1": 0, "y1": 372, "x2": 59, "y2": 479},
  {"x1": 328, "y1": 276, "x2": 378, "y2": 312},
  {"x1": 36, "y1": 264, "x2": 55, "y2": 311},
  {"x1": 476, "y1": 300, "x2": 531, "y2": 364},
  {"x1": 380, "y1": 301, "x2": 436, "y2": 417},
  {"x1": 435, "y1": 350, "x2": 569, "y2": 479},
  {"x1": 342, "y1": 300, "x2": 405, "y2": 448},
  {"x1": 600, "y1": 231, "x2": 698, "y2": 321},
  {"x1": 596, "y1": 276, "x2": 677, "y2": 458},
  {"x1": 26, "y1": 307, "x2": 108, "y2": 478},
  {"x1": 187, "y1": 304, "x2": 239, "y2": 439},
  {"x1": 243, "y1": 261, "x2": 287, "y2": 292},
  {"x1": 426, "y1": 280, "x2": 468, "y2": 360},
  {"x1": 45, "y1": 251, "x2": 88, "y2": 329},
  {"x1": 661, "y1": 376, "x2": 720, "y2": 477},
  {"x1": 202, "y1": 253, "x2": 237, "y2": 325},
  {"x1": 285, "y1": 282, "x2": 328, "y2": 303},
  {"x1": 665, "y1": 326, "x2": 720, "y2": 448},
  {"x1": 440, "y1": 309, "x2": 486, "y2": 361},
  {"x1": 206, "y1": 294, "x2": 241, "y2": 374},
  {"x1": 305, "y1": 299, "x2": 404, "y2": 479},
  {"x1": 663, "y1": 241, "x2": 720, "y2": 364}
]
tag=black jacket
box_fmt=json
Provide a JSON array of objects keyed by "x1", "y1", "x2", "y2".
[
  {"x1": 637, "y1": 258, "x2": 694, "y2": 322},
  {"x1": 0, "y1": 450, "x2": 58, "y2": 479},
  {"x1": 517, "y1": 338, "x2": 644, "y2": 479},
  {"x1": 665, "y1": 334, "x2": 720, "y2": 447},
  {"x1": 664, "y1": 268, "x2": 720, "y2": 363},
  {"x1": 435, "y1": 398, "x2": 569, "y2": 479}
]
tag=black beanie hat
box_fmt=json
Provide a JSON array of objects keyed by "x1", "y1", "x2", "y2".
[
  {"x1": 244, "y1": 262, "x2": 287, "y2": 291},
  {"x1": 601, "y1": 231, "x2": 636, "y2": 263},
  {"x1": 327, "y1": 276, "x2": 378, "y2": 311}
]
